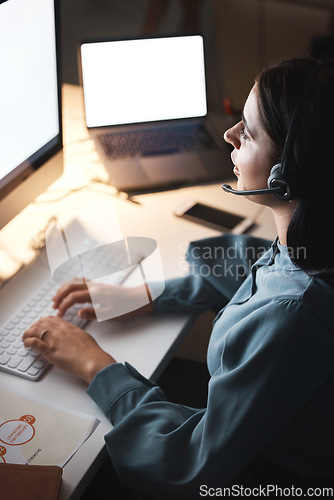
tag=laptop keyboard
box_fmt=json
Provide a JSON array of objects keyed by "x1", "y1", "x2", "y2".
[{"x1": 96, "y1": 123, "x2": 215, "y2": 160}]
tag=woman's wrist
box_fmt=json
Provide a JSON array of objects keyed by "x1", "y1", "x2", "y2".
[{"x1": 82, "y1": 351, "x2": 116, "y2": 384}]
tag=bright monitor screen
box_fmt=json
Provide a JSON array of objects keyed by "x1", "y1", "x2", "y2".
[
  {"x1": 80, "y1": 34, "x2": 207, "y2": 128},
  {"x1": 0, "y1": 0, "x2": 63, "y2": 229}
]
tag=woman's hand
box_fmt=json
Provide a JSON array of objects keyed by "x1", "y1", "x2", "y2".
[
  {"x1": 22, "y1": 316, "x2": 115, "y2": 384},
  {"x1": 52, "y1": 278, "x2": 95, "y2": 319},
  {"x1": 53, "y1": 280, "x2": 154, "y2": 321}
]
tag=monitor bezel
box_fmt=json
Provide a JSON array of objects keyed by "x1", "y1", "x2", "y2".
[{"x1": 0, "y1": 0, "x2": 63, "y2": 229}]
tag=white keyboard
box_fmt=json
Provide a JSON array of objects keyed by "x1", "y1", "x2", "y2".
[
  {"x1": 0, "y1": 279, "x2": 87, "y2": 381},
  {"x1": 0, "y1": 242, "x2": 143, "y2": 381}
]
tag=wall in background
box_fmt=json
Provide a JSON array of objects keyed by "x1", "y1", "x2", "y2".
[{"x1": 214, "y1": 0, "x2": 332, "y2": 108}]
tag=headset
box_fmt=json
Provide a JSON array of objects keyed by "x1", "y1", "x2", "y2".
[{"x1": 222, "y1": 60, "x2": 322, "y2": 202}]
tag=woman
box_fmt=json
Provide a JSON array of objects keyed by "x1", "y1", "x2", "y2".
[{"x1": 23, "y1": 58, "x2": 334, "y2": 498}]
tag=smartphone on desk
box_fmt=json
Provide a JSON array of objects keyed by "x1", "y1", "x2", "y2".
[{"x1": 175, "y1": 201, "x2": 254, "y2": 234}]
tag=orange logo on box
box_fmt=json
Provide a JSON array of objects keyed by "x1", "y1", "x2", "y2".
[
  {"x1": 0, "y1": 415, "x2": 35, "y2": 446},
  {"x1": 0, "y1": 445, "x2": 7, "y2": 463}
]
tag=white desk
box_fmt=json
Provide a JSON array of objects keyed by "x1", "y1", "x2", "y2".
[{"x1": 0, "y1": 85, "x2": 277, "y2": 499}]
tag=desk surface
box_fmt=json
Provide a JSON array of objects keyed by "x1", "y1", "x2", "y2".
[{"x1": 0, "y1": 84, "x2": 277, "y2": 499}]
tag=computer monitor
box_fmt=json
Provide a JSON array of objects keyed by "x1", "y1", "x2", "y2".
[{"x1": 0, "y1": 0, "x2": 63, "y2": 229}]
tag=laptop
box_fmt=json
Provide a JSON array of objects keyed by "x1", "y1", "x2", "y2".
[{"x1": 78, "y1": 34, "x2": 233, "y2": 193}]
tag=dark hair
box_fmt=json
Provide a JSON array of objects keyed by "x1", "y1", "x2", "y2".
[{"x1": 256, "y1": 58, "x2": 334, "y2": 272}]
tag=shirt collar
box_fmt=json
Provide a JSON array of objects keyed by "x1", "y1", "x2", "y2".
[{"x1": 271, "y1": 237, "x2": 301, "y2": 271}]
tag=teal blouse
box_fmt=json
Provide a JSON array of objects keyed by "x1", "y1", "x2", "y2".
[{"x1": 87, "y1": 237, "x2": 334, "y2": 499}]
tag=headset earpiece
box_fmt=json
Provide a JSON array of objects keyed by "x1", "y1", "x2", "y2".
[{"x1": 267, "y1": 163, "x2": 293, "y2": 201}]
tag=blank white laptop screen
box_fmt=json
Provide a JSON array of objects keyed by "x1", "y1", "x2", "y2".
[{"x1": 80, "y1": 35, "x2": 208, "y2": 128}]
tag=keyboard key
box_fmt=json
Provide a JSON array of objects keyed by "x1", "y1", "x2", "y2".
[
  {"x1": 18, "y1": 347, "x2": 30, "y2": 357},
  {"x1": 17, "y1": 354, "x2": 37, "y2": 372},
  {"x1": 4, "y1": 322, "x2": 15, "y2": 330},
  {"x1": 33, "y1": 359, "x2": 47, "y2": 370},
  {"x1": 7, "y1": 355, "x2": 23, "y2": 369},
  {"x1": 0, "y1": 339, "x2": 10, "y2": 349},
  {"x1": 25, "y1": 348, "x2": 40, "y2": 358},
  {"x1": 27, "y1": 367, "x2": 40, "y2": 377},
  {"x1": 0, "y1": 353, "x2": 11, "y2": 365}
]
